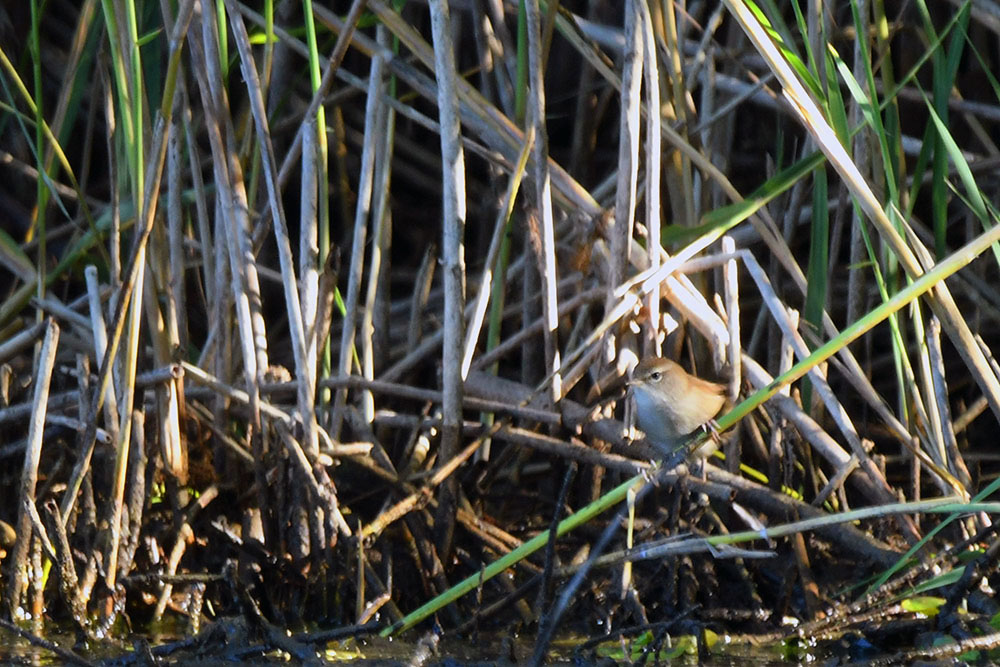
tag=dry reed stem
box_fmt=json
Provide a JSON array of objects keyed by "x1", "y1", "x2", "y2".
[
  {"x1": 360, "y1": 26, "x2": 395, "y2": 425},
  {"x1": 5, "y1": 318, "x2": 58, "y2": 614},
  {"x1": 226, "y1": 0, "x2": 317, "y2": 458},
  {"x1": 524, "y1": 0, "x2": 562, "y2": 401},
  {"x1": 331, "y1": 34, "x2": 387, "y2": 439},
  {"x1": 428, "y1": 0, "x2": 468, "y2": 561}
]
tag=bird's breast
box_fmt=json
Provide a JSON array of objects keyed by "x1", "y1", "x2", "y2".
[{"x1": 631, "y1": 385, "x2": 684, "y2": 446}]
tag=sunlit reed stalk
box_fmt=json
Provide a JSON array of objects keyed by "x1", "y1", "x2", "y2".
[{"x1": 4, "y1": 318, "x2": 57, "y2": 615}]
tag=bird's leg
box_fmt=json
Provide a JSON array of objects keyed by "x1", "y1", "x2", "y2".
[
  {"x1": 700, "y1": 418, "x2": 721, "y2": 444},
  {"x1": 640, "y1": 463, "x2": 659, "y2": 486}
]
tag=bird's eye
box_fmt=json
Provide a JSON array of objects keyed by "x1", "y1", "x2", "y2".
[{"x1": 649, "y1": 371, "x2": 662, "y2": 382}]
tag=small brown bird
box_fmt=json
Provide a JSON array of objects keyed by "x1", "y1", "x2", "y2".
[{"x1": 628, "y1": 357, "x2": 727, "y2": 461}]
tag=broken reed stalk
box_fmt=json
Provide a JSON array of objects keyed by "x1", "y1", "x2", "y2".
[{"x1": 5, "y1": 318, "x2": 58, "y2": 616}]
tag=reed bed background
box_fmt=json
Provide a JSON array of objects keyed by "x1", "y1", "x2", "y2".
[{"x1": 2, "y1": 0, "x2": 1000, "y2": 662}]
